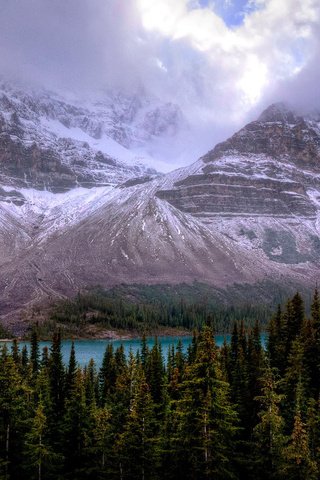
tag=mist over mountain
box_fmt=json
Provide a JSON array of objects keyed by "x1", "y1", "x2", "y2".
[{"x1": 0, "y1": 0, "x2": 319, "y2": 171}]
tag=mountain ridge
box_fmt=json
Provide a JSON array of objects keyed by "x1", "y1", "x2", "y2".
[
  {"x1": 0, "y1": 81, "x2": 188, "y2": 191},
  {"x1": 1, "y1": 93, "x2": 320, "y2": 329}
]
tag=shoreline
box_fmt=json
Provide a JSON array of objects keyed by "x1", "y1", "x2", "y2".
[{"x1": 0, "y1": 326, "x2": 194, "y2": 342}]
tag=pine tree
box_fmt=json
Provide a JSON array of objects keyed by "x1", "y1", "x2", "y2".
[
  {"x1": 114, "y1": 345, "x2": 126, "y2": 377},
  {"x1": 110, "y1": 352, "x2": 135, "y2": 478},
  {"x1": 140, "y1": 333, "x2": 149, "y2": 370},
  {"x1": 309, "y1": 288, "x2": 320, "y2": 396},
  {"x1": 35, "y1": 364, "x2": 52, "y2": 420},
  {"x1": 300, "y1": 319, "x2": 318, "y2": 398},
  {"x1": 48, "y1": 331, "x2": 65, "y2": 417},
  {"x1": 146, "y1": 338, "x2": 165, "y2": 406},
  {"x1": 11, "y1": 339, "x2": 20, "y2": 366},
  {"x1": 268, "y1": 305, "x2": 286, "y2": 375},
  {"x1": 89, "y1": 405, "x2": 112, "y2": 476},
  {"x1": 116, "y1": 365, "x2": 158, "y2": 480},
  {"x1": 40, "y1": 347, "x2": 49, "y2": 370},
  {"x1": 47, "y1": 330, "x2": 65, "y2": 463},
  {"x1": 0, "y1": 350, "x2": 28, "y2": 480},
  {"x1": 229, "y1": 322, "x2": 249, "y2": 432},
  {"x1": 63, "y1": 368, "x2": 88, "y2": 478},
  {"x1": 175, "y1": 339, "x2": 185, "y2": 375},
  {"x1": 285, "y1": 407, "x2": 317, "y2": 479},
  {"x1": 65, "y1": 341, "x2": 77, "y2": 398},
  {"x1": 99, "y1": 344, "x2": 116, "y2": 403},
  {"x1": 306, "y1": 397, "x2": 320, "y2": 470},
  {"x1": 21, "y1": 345, "x2": 29, "y2": 374},
  {"x1": 283, "y1": 341, "x2": 309, "y2": 428},
  {"x1": 24, "y1": 399, "x2": 56, "y2": 480},
  {"x1": 284, "y1": 294, "x2": 304, "y2": 358},
  {"x1": 253, "y1": 364, "x2": 287, "y2": 479},
  {"x1": 84, "y1": 358, "x2": 99, "y2": 408},
  {"x1": 173, "y1": 326, "x2": 238, "y2": 479},
  {"x1": 246, "y1": 322, "x2": 264, "y2": 432},
  {"x1": 30, "y1": 326, "x2": 40, "y2": 376}
]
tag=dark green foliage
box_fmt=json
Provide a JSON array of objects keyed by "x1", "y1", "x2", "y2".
[
  {"x1": 173, "y1": 326, "x2": 239, "y2": 479},
  {"x1": 65, "y1": 341, "x2": 77, "y2": 398},
  {"x1": 30, "y1": 326, "x2": 40, "y2": 376},
  {"x1": 99, "y1": 344, "x2": 116, "y2": 401},
  {"x1": 45, "y1": 285, "x2": 279, "y2": 337},
  {"x1": 48, "y1": 331, "x2": 65, "y2": 417},
  {"x1": 0, "y1": 320, "x2": 12, "y2": 340},
  {"x1": 253, "y1": 364, "x2": 287, "y2": 479},
  {"x1": 0, "y1": 289, "x2": 320, "y2": 479}
]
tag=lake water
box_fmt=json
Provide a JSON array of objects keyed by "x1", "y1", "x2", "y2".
[{"x1": 3, "y1": 333, "x2": 267, "y2": 368}]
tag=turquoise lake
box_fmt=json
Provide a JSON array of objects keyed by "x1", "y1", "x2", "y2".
[{"x1": 3, "y1": 334, "x2": 267, "y2": 367}]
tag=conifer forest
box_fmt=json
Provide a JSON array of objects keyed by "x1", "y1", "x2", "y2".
[{"x1": 1, "y1": 290, "x2": 320, "y2": 479}]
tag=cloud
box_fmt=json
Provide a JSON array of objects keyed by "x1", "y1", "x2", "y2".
[
  {"x1": 136, "y1": 0, "x2": 320, "y2": 158},
  {"x1": 137, "y1": 0, "x2": 319, "y2": 103},
  {"x1": 0, "y1": 0, "x2": 148, "y2": 92},
  {"x1": 0, "y1": 0, "x2": 319, "y2": 167}
]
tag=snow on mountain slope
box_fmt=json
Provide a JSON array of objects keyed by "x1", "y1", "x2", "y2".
[
  {"x1": 1, "y1": 101, "x2": 320, "y2": 328},
  {"x1": 0, "y1": 81, "x2": 189, "y2": 191}
]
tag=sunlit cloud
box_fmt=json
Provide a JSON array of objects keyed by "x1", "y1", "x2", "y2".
[{"x1": 136, "y1": 0, "x2": 319, "y2": 112}]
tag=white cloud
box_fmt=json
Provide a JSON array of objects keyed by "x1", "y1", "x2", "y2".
[{"x1": 137, "y1": 0, "x2": 319, "y2": 110}]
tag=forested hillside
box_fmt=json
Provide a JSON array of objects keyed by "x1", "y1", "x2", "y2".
[
  {"x1": 46, "y1": 290, "x2": 271, "y2": 335},
  {"x1": 1, "y1": 290, "x2": 320, "y2": 479}
]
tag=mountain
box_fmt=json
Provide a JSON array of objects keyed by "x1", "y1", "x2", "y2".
[
  {"x1": 1, "y1": 91, "x2": 320, "y2": 331},
  {"x1": 0, "y1": 80, "x2": 187, "y2": 191}
]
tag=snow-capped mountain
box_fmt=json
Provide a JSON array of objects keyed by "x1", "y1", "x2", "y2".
[
  {"x1": 1, "y1": 96, "x2": 320, "y2": 330},
  {"x1": 0, "y1": 81, "x2": 187, "y2": 191}
]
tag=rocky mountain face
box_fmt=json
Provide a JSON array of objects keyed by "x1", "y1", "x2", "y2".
[
  {"x1": 1, "y1": 96, "x2": 320, "y2": 331},
  {"x1": 156, "y1": 103, "x2": 320, "y2": 266},
  {"x1": 0, "y1": 82, "x2": 185, "y2": 191},
  {"x1": 158, "y1": 103, "x2": 320, "y2": 217}
]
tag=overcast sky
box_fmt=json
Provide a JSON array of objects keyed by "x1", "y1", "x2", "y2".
[{"x1": 0, "y1": 0, "x2": 319, "y2": 169}]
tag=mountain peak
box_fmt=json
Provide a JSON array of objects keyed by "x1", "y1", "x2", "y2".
[
  {"x1": 202, "y1": 102, "x2": 320, "y2": 169},
  {"x1": 0, "y1": 82, "x2": 189, "y2": 190},
  {"x1": 257, "y1": 102, "x2": 297, "y2": 124}
]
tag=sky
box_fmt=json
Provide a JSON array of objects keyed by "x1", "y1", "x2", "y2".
[{"x1": 0, "y1": 0, "x2": 319, "y2": 169}]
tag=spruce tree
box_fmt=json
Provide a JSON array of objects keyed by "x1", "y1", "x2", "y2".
[
  {"x1": 24, "y1": 399, "x2": 56, "y2": 480},
  {"x1": 89, "y1": 405, "x2": 112, "y2": 477},
  {"x1": 47, "y1": 330, "x2": 65, "y2": 464},
  {"x1": 99, "y1": 344, "x2": 116, "y2": 403},
  {"x1": 11, "y1": 339, "x2": 20, "y2": 366},
  {"x1": 173, "y1": 326, "x2": 238, "y2": 479},
  {"x1": 48, "y1": 331, "x2": 65, "y2": 417},
  {"x1": 146, "y1": 338, "x2": 165, "y2": 406},
  {"x1": 65, "y1": 341, "x2": 77, "y2": 398},
  {"x1": 0, "y1": 350, "x2": 27, "y2": 480},
  {"x1": 30, "y1": 326, "x2": 40, "y2": 376},
  {"x1": 253, "y1": 364, "x2": 287, "y2": 479},
  {"x1": 116, "y1": 366, "x2": 157, "y2": 480},
  {"x1": 306, "y1": 397, "x2": 320, "y2": 470},
  {"x1": 63, "y1": 369, "x2": 88, "y2": 478},
  {"x1": 285, "y1": 407, "x2": 317, "y2": 479}
]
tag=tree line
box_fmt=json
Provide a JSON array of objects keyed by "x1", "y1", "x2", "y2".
[
  {"x1": 1, "y1": 290, "x2": 320, "y2": 479},
  {"x1": 47, "y1": 290, "x2": 272, "y2": 337}
]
